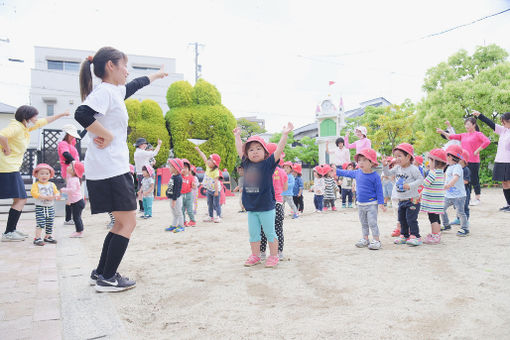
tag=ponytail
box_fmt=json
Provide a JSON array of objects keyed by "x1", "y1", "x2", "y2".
[{"x1": 79, "y1": 47, "x2": 127, "y2": 102}]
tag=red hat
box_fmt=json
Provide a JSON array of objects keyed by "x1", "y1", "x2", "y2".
[
  {"x1": 33, "y1": 163, "x2": 55, "y2": 178},
  {"x1": 428, "y1": 148, "x2": 447, "y2": 163},
  {"x1": 73, "y1": 161, "x2": 85, "y2": 178},
  {"x1": 321, "y1": 164, "x2": 332, "y2": 175},
  {"x1": 415, "y1": 155, "x2": 424, "y2": 166},
  {"x1": 143, "y1": 163, "x2": 154, "y2": 177},
  {"x1": 243, "y1": 136, "x2": 269, "y2": 157},
  {"x1": 182, "y1": 158, "x2": 191, "y2": 168},
  {"x1": 355, "y1": 148, "x2": 378, "y2": 166},
  {"x1": 209, "y1": 154, "x2": 221, "y2": 167},
  {"x1": 292, "y1": 163, "x2": 302, "y2": 174},
  {"x1": 168, "y1": 158, "x2": 184, "y2": 173},
  {"x1": 129, "y1": 164, "x2": 135, "y2": 174},
  {"x1": 191, "y1": 165, "x2": 197, "y2": 174},
  {"x1": 446, "y1": 144, "x2": 463, "y2": 160},
  {"x1": 313, "y1": 165, "x2": 322, "y2": 174},
  {"x1": 342, "y1": 162, "x2": 349, "y2": 170},
  {"x1": 282, "y1": 161, "x2": 293, "y2": 168},
  {"x1": 461, "y1": 149, "x2": 470, "y2": 163},
  {"x1": 266, "y1": 143, "x2": 277, "y2": 155},
  {"x1": 393, "y1": 143, "x2": 415, "y2": 160}
]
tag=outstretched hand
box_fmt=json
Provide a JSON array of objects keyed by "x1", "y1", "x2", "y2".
[
  {"x1": 232, "y1": 127, "x2": 241, "y2": 137},
  {"x1": 155, "y1": 66, "x2": 168, "y2": 80},
  {"x1": 282, "y1": 122, "x2": 294, "y2": 135},
  {"x1": 436, "y1": 128, "x2": 445, "y2": 134},
  {"x1": 472, "y1": 110, "x2": 481, "y2": 117}
]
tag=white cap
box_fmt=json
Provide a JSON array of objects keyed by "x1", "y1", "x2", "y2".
[
  {"x1": 355, "y1": 126, "x2": 367, "y2": 137},
  {"x1": 62, "y1": 124, "x2": 80, "y2": 139}
]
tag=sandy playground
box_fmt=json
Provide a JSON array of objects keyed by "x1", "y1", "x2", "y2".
[{"x1": 76, "y1": 188, "x2": 509, "y2": 339}]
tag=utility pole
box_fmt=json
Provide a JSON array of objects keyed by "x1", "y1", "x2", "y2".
[{"x1": 189, "y1": 42, "x2": 204, "y2": 83}]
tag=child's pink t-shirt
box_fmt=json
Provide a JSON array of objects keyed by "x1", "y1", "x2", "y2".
[
  {"x1": 494, "y1": 124, "x2": 510, "y2": 163},
  {"x1": 449, "y1": 131, "x2": 490, "y2": 163},
  {"x1": 60, "y1": 176, "x2": 82, "y2": 203},
  {"x1": 272, "y1": 167, "x2": 287, "y2": 203},
  {"x1": 345, "y1": 136, "x2": 372, "y2": 154}
]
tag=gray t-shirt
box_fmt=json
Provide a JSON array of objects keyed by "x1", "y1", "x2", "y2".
[
  {"x1": 445, "y1": 163, "x2": 466, "y2": 198},
  {"x1": 383, "y1": 164, "x2": 423, "y2": 200},
  {"x1": 141, "y1": 177, "x2": 154, "y2": 198}
]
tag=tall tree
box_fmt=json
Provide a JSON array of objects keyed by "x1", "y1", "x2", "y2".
[{"x1": 236, "y1": 118, "x2": 266, "y2": 141}]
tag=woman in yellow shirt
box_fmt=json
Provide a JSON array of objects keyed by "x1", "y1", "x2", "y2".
[{"x1": 0, "y1": 105, "x2": 68, "y2": 242}]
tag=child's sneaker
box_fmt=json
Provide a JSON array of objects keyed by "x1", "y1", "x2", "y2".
[
  {"x1": 165, "y1": 226, "x2": 177, "y2": 232},
  {"x1": 355, "y1": 238, "x2": 369, "y2": 248},
  {"x1": 332, "y1": 206, "x2": 337, "y2": 211},
  {"x1": 450, "y1": 218, "x2": 460, "y2": 225},
  {"x1": 456, "y1": 229, "x2": 470, "y2": 237},
  {"x1": 441, "y1": 224, "x2": 451, "y2": 231},
  {"x1": 213, "y1": 217, "x2": 222, "y2": 223},
  {"x1": 394, "y1": 235, "x2": 408, "y2": 244},
  {"x1": 278, "y1": 251, "x2": 284, "y2": 260},
  {"x1": 260, "y1": 252, "x2": 266, "y2": 261},
  {"x1": 106, "y1": 221, "x2": 114, "y2": 229},
  {"x1": 292, "y1": 213, "x2": 299, "y2": 219},
  {"x1": 244, "y1": 254, "x2": 261, "y2": 267},
  {"x1": 323, "y1": 207, "x2": 328, "y2": 212},
  {"x1": 265, "y1": 255, "x2": 279, "y2": 268},
  {"x1": 342, "y1": 204, "x2": 346, "y2": 208},
  {"x1": 368, "y1": 240, "x2": 381, "y2": 250},
  {"x1": 95, "y1": 273, "x2": 136, "y2": 293},
  {"x1": 315, "y1": 210, "x2": 322, "y2": 213},
  {"x1": 424, "y1": 233, "x2": 441, "y2": 244},
  {"x1": 391, "y1": 228, "x2": 401, "y2": 237},
  {"x1": 70, "y1": 232, "x2": 83, "y2": 238},
  {"x1": 173, "y1": 226, "x2": 185, "y2": 233},
  {"x1": 406, "y1": 236, "x2": 422, "y2": 246},
  {"x1": 188, "y1": 221, "x2": 196, "y2": 227},
  {"x1": 184, "y1": 221, "x2": 189, "y2": 227},
  {"x1": 44, "y1": 236, "x2": 57, "y2": 244},
  {"x1": 203, "y1": 216, "x2": 214, "y2": 222},
  {"x1": 64, "y1": 220, "x2": 74, "y2": 225},
  {"x1": 1, "y1": 232, "x2": 25, "y2": 242},
  {"x1": 33, "y1": 238, "x2": 45, "y2": 246},
  {"x1": 348, "y1": 203, "x2": 353, "y2": 208}
]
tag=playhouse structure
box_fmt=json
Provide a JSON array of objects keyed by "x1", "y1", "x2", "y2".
[{"x1": 315, "y1": 97, "x2": 346, "y2": 164}]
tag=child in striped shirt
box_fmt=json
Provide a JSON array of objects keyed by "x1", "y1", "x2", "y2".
[
  {"x1": 323, "y1": 166, "x2": 337, "y2": 211},
  {"x1": 421, "y1": 149, "x2": 447, "y2": 244}
]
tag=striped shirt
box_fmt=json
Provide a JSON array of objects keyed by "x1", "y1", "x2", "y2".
[
  {"x1": 420, "y1": 169, "x2": 445, "y2": 214},
  {"x1": 324, "y1": 177, "x2": 337, "y2": 199}
]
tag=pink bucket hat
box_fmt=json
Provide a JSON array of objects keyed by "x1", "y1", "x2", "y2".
[
  {"x1": 355, "y1": 126, "x2": 368, "y2": 136},
  {"x1": 143, "y1": 163, "x2": 154, "y2": 177},
  {"x1": 168, "y1": 158, "x2": 184, "y2": 173},
  {"x1": 209, "y1": 154, "x2": 221, "y2": 168},
  {"x1": 33, "y1": 163, "x2": 55, "y2": 178},
  {"x1": 72, "y1": 161, "x2": 85, "y2": 178},
  {"x1": 266, "y1": 142, "x2": 277, "y2": 155},
  {"x1": 446, "y1": 145, "x2": 463, "y2": 160},
  {"x1": 355, "y1": 148, "x2": 379, "y2": 166},
  {"x1": 243, "y1": 136, "x2": 269, "y2": 157},
  {"x1": 393, "y1": 143, "x2": 415, "y2": 160},
  {"x1": 428, "y1": 149, "x2": 447, "y2": 163}
]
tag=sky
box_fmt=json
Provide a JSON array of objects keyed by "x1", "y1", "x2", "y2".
[{"x1": 1, "y1": 0, "x2": 510, "y2": 132}]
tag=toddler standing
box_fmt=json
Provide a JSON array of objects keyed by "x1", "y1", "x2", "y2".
[
  {"x1": 323, "y1": 166, "x2": 337, "y2": 211},
  {"x1": 191, "y1": 165, "x2": 199, "y2": 215},
  {"x1": 181, "y1": 159, "x2": 197, "y2": 227},
  {"x1": 312, "y1": 166, "x2": 325, "y2": 212},
  {"x1": 420, "y1": 149, "x2": 447, "y2": 244},
  {"x1": 138, "y1": 164, "x2": 154, "y2": 219},
  {"x1": 31, "y1": 164, "x2": 60, "y2": 246},
  {"x1": 337, "y1": 149, "x2": 385, "y2": 250},
  {"x1": 233, "y1": 124, "x2": 293, "y2": 268},
  {"x1": 195, "y1": 147, "x2": 222, "y2": 223},
  {"x1": 383, "y1": 143, "x2": 424, "y2": 246},
  {"x1": 281, "y1": 161, "x2": 299, "y2": 219},
  {"x1": 292, "y1": 163, "x2": 304, "y2": 214},
  {"x1": 339, "y1": 162, "x2": 355, "y2": 208},
  {"x1": 60, "y1": 161, "x2": 86, "y2": 238},
  {"x1": 165, "y1": 159, "x2": 184, "y2": 233}
]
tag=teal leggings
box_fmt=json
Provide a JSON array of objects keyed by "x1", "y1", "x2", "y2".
[
  {"x1": 248, "y1": 209, "x2": 277, "y2": 243},
  {"x1": 182, "y1": 192, "x2": 195, "y2": 222}
]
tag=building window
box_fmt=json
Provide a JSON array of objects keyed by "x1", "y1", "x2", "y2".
[
  {"x1": 320, "y1": 119, "x2": 336, "y2": 137},
  {"x1": 132, "y1": 65, "x2": 161, "y2": 71},
  {"x1": 47, "y1": 104, "x2": 54, "y2": 116},
  {"x1": 47, "y1": 60, "x2": 80, "y2": 72}
]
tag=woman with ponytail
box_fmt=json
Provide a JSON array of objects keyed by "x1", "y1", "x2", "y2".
[
  {"x1": 436, "y1": 116, "x2": 490, "y2": 205},
  {"x1": 74, "y1": 47, "x2": 168, "y2": 292}
]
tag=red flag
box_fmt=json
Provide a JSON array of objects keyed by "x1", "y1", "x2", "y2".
[
  {"x1": 315, "y1": 105, "x2": 321, "y2": 114},
  {"x1": 339, "y1": 97, "x2": 344, "y2": 111},
  {"x1": 328, "y1": 81, "x2": 335, "y2": 86}
]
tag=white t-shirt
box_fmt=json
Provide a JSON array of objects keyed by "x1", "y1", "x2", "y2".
[
  {"x1": 134, "y1": 149, "x2": 157, "y2": 174},
  {"x1": 82, "y1": 82, "x2": 130, "y2": 180},
  {"x1": 333, "y1": 147, "x2": 350, "y2": 166}
]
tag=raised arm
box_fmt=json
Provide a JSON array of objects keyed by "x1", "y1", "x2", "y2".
[
  {"x1": 45, "y1": 111, "x2": 70, "y2": 125},
  {"x1": 232, "y1": 127, "x2": 244, "y2": 159},
  {"x1": 194, "y1": 146, "x2": 209, "y2": 164},
  {"x1": 274, "y1": 122, "x2": 294, "y2": 162},
  {"x1": 472, "y1": 111, "x2": 496, "y2": 131}
]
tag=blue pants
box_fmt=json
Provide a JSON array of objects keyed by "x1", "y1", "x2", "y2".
[
  {"x1": 314, "y1": 195, "x2": 324, "y2": 211},
  {"x1": 143, "y1": 197, "x2": 153, "y2": 217},
  {"x1": 248, "y1": 209, "x2": 277, "y2": 243},
  {"x1": 206, "y1": 190, "x2": 221, "y2": 217},
  {"x1": 398, "y1": 200, "x2": 421, "y2": 238},
  {"x1": 443, "y1": 196, "x2": 468, "y2": 231},
  {"x1": 464, "y1": 185, "x2": 471, "y2": 219}
]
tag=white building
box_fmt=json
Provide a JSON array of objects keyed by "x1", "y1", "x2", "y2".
[{"x1": 29, "y1": 46, "x2": 184, "y2": 148}]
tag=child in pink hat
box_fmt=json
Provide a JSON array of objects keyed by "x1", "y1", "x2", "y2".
[
  {"x1": 166, "y1": 159, "x2": 184, "y2": 232},
  {"x1": 138, "y1": 164, "x2": 155, "y2": 219},
  {"x1": 382, "y1": 143, "x2": 424, "y2": 246},
  {"x1": 60, "y1": 161, "x2": 86, "y2": 238},
  {"x1": 344, "y1": 126, "x2": 372, "y2": 154},
  {"x1": 194, "y1": 147, "x2": 222, "y2": 223},
  {"x1": 337, "y1": 149, "x2": 386, "y2": 250}
]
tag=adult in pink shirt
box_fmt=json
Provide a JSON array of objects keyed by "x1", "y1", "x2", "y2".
[
  {"x1": 344, "y1": 126, "x2": 372, "y2": 154},
  {"x1": 473, "y1": 111, "x2": 510, "y2": 212},
  {"x1": 57, "y1": 124, "x2": 81, "y2": 224},
  {"x1": 436, "y1": 117, "x2": 490, "y2": 204}
]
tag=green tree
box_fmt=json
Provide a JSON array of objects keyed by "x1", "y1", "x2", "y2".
[
  {"x1": 236, "y1": 118, "x2": 266, "y2": 140},
  {"x1": 126, "y1": 99, "x2": 171, "y2": 167},
  {"x1": 165, "y1": 79, "x2": 237, "y2": 173},
  {"x1": 270, "y1": 132, "x2": 319, "y2": 166},
  {"x1": 415, "y1": 44, "x2": 510, "y2": 184}
]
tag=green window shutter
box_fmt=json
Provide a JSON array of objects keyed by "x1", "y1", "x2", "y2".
[{"x1": 319, "y1": 119, "x2": 336, "y2": 137}]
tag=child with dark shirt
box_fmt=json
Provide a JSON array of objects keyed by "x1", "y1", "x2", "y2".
[{"x1": 165, "y1": 158, "x2": 184, "y2": 233}]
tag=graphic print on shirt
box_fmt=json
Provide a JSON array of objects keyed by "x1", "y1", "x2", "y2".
[
  {"x1": 244, "y1": 166, "x2": 262, "y2": 193},
  {"x1": 395, "y1": 174, "x2": 408, "y2": 192},
  {"x1": 37, "y1": 183, "x2": 54, "y2": 205},
  {"x1": 167, "y1": 177, "x2": 174, "y2": 196}
]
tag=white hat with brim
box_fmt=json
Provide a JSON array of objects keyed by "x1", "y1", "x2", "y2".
[{"x1": 62, "y1": 124, "x2": 80, "y2": 139}]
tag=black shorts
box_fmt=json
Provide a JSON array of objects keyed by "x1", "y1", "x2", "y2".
[
  {"x1": 428, "y1": 213, "x2": 441, "y2": 224},
  {"x1": 86, "y1": 173, "x2": 136, "y2": 214},
  {"x1": 493, "y1": 162, "x2": 510, "y2": 182}
]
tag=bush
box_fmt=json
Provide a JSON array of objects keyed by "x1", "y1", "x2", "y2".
[
  {"x1": 126, "y1": 99, "x2": 170, "y2": 168},
  {"x1": 166, "y1": 80, "x2": 193, "y2": 108},
  {"x1": 165, "y1": 79, "x2": 237, "y2": 173}
]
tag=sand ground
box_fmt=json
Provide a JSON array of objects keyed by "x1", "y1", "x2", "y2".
[{"x1": 77, "y1": 188, "x2": 510, "y2": 339}]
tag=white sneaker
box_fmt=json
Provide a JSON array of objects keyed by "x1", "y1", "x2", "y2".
[
  {"x1": 203, "y1": 216, "x2": 214, "y2": 222},
  {"x1": 13, "y1": 230, "x2": 28, "y2": 238},
  {"x1": 213, "y1": 217, "x2": 222, "y2": 223},
  {"x1": 1, "y1": 232, "x2": 25, "y2": 242},
  {"x1": 469, "y1": 199, "x2": 480, "y2": 206},
  {"x1": 260, "y1": 252, "x2": 266, "y2": 261},
  {"x1": 355, "y1": 238, "x2": 369, "y2": 248},
  {"x1": 63, "y1": 220, "x2": 75, "y2": 225},
  {"x1": 368, "y1": 240, "x2": 381, "y2": 250},
  {"x1": 278, "y1": 251, "x2": 284, "y2": 260}
]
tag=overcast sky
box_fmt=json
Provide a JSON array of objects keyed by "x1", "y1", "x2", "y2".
[{"x1": 1, "y1": 0, "x2": 509, "y2": 132}]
